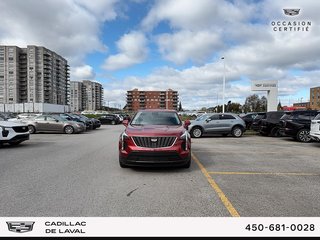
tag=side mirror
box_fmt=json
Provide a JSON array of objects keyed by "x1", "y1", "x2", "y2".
[
  {"x1": 205, "y1": 118, "x2": 211, "y2": 123},
  {"x1": 122, "y1": 119, "x2": 129, "y2": 127},
  {"x1": 184, "y1": 120, "x2": 191, "y2": 129},
  {"x1": 55, "y1": 120, "x2": 59, "y2": 122}
]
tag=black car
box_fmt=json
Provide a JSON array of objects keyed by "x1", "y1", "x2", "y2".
[
  {"x1": 251, "y1": 112, "x2": 267, "y2": 132},
  {"x1": 99, "y1": 114, "x2": 121, "y2": 125},
  {"x1": 240, "y1": 112, "x2": 263, "y2": 129},
  {"x1": 279, "y1": 110, "x2": 320, "y2": 142},
  {"x1": 259, "y1": 111, "x2": 288, "y2": 137}
]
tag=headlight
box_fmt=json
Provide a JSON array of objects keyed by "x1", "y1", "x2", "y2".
[
  {"x1": 120, "y1": 132, "x2": 129, "y2": 151},
  {"x1": 180, "y1": 131, "x2": 190, "y2": 151}
]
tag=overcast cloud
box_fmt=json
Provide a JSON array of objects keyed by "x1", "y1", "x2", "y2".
[{"x1": 0, "y1": 0, "x2": 319, "y2": 109}]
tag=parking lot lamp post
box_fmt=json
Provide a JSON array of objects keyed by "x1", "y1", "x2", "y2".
[{"x1": 222, "y1": 57, "x2": 226, "y2": 113}]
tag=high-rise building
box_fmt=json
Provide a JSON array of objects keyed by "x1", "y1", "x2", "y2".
[
  {"x1": 70, "y1": 80, "x2": 103, "y2": 112},
  {"x1": 0, "y1": 45, "x2": 70, "y2": 105},
  {"x1": 310, "y1": 86, "x2": 320, "y2": 110},
  {"x1": 126, "y1": 88, "x2": 179, "y2": 112}
]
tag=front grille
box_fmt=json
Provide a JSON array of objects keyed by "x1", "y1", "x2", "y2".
[
  {"x1": 12, "y1": 126, "x2": 29, "y2": 133},
  {"x1": 132, "y1": 136, "x2": 176, "y2": 148}
]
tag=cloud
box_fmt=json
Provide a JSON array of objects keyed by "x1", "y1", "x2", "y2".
[
  {"x1": 0, "y1": 0, "x2": 119, "y2": 79},
  {"x1": 71, "y1": 65, "x2": 96, "y2": 80},
  {"x1": 156, "y1": 30, "x2": 223, "y2": 64},
  {"x1": 102, "y1": 31, "x2": 148, "y2": 71}
]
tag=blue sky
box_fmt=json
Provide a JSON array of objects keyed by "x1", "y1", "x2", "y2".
[{"x1": 0, "y1": 0, "x2": 319, "y2": 109}]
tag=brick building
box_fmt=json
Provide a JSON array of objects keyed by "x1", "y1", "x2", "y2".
[{"x1": 126, "y1": 89, "x2": 179, "y2": 111}]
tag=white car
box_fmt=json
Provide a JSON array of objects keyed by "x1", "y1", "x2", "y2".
[
  {"x1": 310, "y1": 113, "x2": 320, "y2": 141},
  {"x1": 0, "y1": 120, "x2": 30, "y2": 146}
]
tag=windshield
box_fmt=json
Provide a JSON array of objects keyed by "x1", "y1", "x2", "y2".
[
  {"x1": 195, "y1": 114, "x2": 209, "y2": 121},
  {"x1": 315, "y1": 114, "x2": 320, "y2": 120},
  {"x1": 131, "y1": 111, "x2": 182, "y2": 126},
  {"x1": 280, "y1": 112, "x2": 293, "y2": 120}
]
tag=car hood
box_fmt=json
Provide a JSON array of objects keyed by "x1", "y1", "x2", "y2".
[
  {"x1": 126, "y1": 125, "x2": 185, "y2": 136},
  {"x1": 0, "y1": 120, "x2": 27, "y2": 127}
]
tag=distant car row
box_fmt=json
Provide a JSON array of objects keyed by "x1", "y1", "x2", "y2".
[{"x1": 240, "y1": 110, "x2": 320, "y2": 143}]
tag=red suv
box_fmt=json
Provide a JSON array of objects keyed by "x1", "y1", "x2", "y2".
[{"x1": 119, "y1": 110, "x2": 191, "y2": 168}]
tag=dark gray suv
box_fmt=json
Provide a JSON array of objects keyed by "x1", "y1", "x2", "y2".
[{"x1": 188, "y1": 113, "x2": 246, "y2": 138}]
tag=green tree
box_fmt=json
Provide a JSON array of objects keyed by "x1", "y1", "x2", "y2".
[
  {"x1": 178, "y1": 101, "x2": 183, "y2": 111},
  {"x1": 277, "y1": 101, "x2": 283, "y2": 111}
]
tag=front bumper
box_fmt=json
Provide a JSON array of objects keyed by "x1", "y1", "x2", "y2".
[
  {"x1": 0, "y1": 133, "x2": 30, "y2": 144},
  {"x1": 119, "y1": 151, "x2": 191, "y2": 167},
  {"x1": 119, "y1": 136, "x2": 191, "y2": 167}
]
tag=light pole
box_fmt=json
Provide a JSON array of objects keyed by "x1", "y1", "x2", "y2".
[{"x1": 221, "y1": 56, "x2": 226, "y2": 113}]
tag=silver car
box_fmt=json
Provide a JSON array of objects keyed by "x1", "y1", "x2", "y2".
[
  {"x1": 188, "y1": 113, "x2": 246, "y2": 138},
  {"x1": 23, "y1": 115, "x2": 86, "y2": 134}
]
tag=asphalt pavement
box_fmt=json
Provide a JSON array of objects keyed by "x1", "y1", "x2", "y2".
[{"x1": 1, "y1": 125, "x2": 320, "y2": 217}]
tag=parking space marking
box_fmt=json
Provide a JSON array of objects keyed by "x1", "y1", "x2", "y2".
[
  {"x1": 208, "y1": 172, "x2": 319, "y2": 176},
  {"x1": 191, "y1": 152, "x2": 240, "y2": 217}
]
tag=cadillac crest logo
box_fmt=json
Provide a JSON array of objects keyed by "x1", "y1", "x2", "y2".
[
  {"x1": 6, "y1": 221, "x2": 35, "y2": 233},
  {"x1": 283, "y1": 9, "x2": 300, "y2": 16}
]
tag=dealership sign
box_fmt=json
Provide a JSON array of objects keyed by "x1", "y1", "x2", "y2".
[{"x1": 271, "y1": 8, "x2": 312, "y2": 32}]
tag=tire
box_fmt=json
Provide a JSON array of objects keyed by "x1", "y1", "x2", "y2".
[
  {"x1": 183, "y1": 154, "x2": 191, "y2": 168},
  {"x1": 232, "y1": 126, "x2": 243, "y2": 138},
  {"x1": 270, "y1": 127, "x2": 280, "y2": 137},
  {"x1": 190, "y1": 127, "x2": 203, "y2": 138},
  {"x1": 296, "y1": 129, "x2": 312, "y2": 143},
  {"x1": 28, "y1": 125, "x2": 36, "y2": 134},
  {"x1": 119, "y1": 156, "x2": 129, "y2": 168},
  {"x1": 64, "y1": 125, "x2": 74, "y2": 134},
  {"x1": 111, "y1": 120, "x2": 116, "y2": 125}
]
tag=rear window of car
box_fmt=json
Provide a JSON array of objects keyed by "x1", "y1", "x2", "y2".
[{"x1": 131, "y1": 111, "x2": 181, "y2": 126}]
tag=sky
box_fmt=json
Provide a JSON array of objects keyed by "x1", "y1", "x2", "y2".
[{"x1": 0, "y1": 0, "x2": 319, "y2": 110}]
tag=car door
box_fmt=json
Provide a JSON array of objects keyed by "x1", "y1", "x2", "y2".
[
  {"x1": 33, "y1": 116, "x2": 47, "y2": 131},
  {"x1": 203, "y1": 114, "x2": 220, "y2": 133},
  {"x1": 46, "y1": 116, "x2": 64, "y2": 132},
  {"x1": 218, "y1": 114, "x2": 236, "y2": 132}
]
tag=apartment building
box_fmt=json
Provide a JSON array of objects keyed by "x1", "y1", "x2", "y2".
[
  {"x1": 126, "y1": 88, "x2": 179, "y2": 111},
  {"x1": 70, "y1": 80, "x2": 103, "y2": 111},
  {"x1": 310, "y1": 86, "x2": 320, "y2": 110},
  {"x1": 0, "y1": 45, "x2": 70, "y2": 105}
]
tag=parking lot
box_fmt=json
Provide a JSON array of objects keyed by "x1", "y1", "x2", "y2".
[{"x1": 0, "y1": 125, "x2": 320, "y2": 217}]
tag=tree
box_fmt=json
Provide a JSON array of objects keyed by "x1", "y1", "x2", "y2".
[
  {"x1": 178, "y1": 101, "x2": 183, "y2": 111},
  {"x1": 243, "y1": 94, "x2": 267, "y2": 112},
  {"x1": 277, "y1": 101, "x2": 283, "y2": 111}
]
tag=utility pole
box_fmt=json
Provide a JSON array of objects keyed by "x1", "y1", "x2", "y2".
[{"x1": 222, "y1": 56, "x2": 226, "y2": 113}]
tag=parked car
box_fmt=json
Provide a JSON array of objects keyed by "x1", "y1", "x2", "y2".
[
  {"x1": 279, "y1": 110, "x2": 320, "y2": 142},
  {"x1": 251, "y1": 112, "x2": 267, "y2": 132},
  {"x1": 23, "y1": 115, "x2": 86, "y2": 134},
  {"x1": 99, "y1": 114, "x2": 121, "y2": 125},
  {"x1": 259, "y1": 111, "x2": 288, "y2": 137},
  {"x1": 187, "y1": 113, "x2": 246, "y2": 138},
  {"x1": 0, "y1": 120, "x2": 30, "y2": 146},
  {"x1": 119, "y1": 109, "x2": 191, "y2": 168},
  {"x1": 69, "y1": 114, "x2": 94, "y2": 130},
  {"x1": 310, "y1": 113, "x2": 320, "y2": 141},
  {"x1": 240, "y1": 112, "x2": 264, "y2": 129}
]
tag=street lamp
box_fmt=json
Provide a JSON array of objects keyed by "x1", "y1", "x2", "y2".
[{"x1": 221, "y1": 56, "x2": 226, "y2": 113}]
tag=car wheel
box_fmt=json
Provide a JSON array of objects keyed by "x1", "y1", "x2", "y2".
[
  {"x1": 28, "y1": 125, "x2": 36, "y2": 134},
  {"x1": 183, "y1": 154, "x2": 191, "y2": 168},
  {"x1": 297, "y1": 129, "x2": 311, "y2": 143},
  {"x1": 111, "y1": 120, "x2": 116, "y2": 125},
  {"x1": 270, "y1": 127, "x2": 280, "y2": 137},
  {"x1": 119, "y1": 156, "x2": 129, "y2": 168},
  {"x1": 190, "y1": 127, "x2": 203, "y2": 138},
  {"x1": 232, "y1": 126, "x2": 243, "y2": 138},
  {"x1": 64, "y1": 125, "x2": 74, "y2": 134}
]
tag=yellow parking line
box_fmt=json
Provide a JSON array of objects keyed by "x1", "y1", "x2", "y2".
[
  {"x1": 208, "y1": 172, "x2": 319, "y2": 176},
  {"x1": 191, "y1": 152, "x2": 240, "y2": 217}
]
